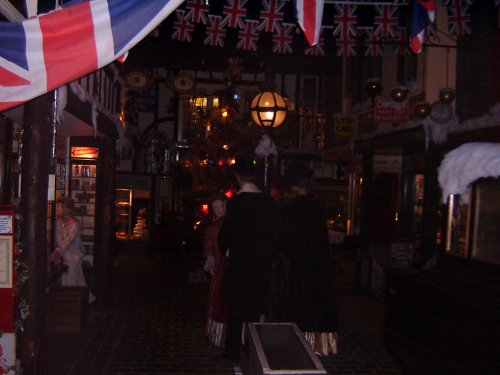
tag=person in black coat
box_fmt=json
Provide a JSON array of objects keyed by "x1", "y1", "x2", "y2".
[
  {"x1": 218, "y1": 155, "x2": 281, "y2": 362},
  {"x1": 278, "y1": 161, "x2": 339, "y2": 355}
]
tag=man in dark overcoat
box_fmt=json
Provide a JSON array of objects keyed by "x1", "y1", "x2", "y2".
[{"x1": 218, "y1": 155, "x2": 281, "y2": 361}]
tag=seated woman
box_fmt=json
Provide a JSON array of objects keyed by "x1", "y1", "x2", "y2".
[{"x1": 51, "y1": 196, "x2": 95, "y2": 303}]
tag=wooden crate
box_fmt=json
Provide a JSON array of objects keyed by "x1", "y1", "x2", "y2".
[{"x1": 46, "y1": 287, "x2": 88, "y2": 332}]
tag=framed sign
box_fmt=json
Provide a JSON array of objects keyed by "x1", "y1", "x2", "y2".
[
  {"x1": 0, "y1": 236, "x2": 13, "y2": 288},
  {"x1": 0, "y1": 215, "x2": 12, "y2": 235},
  {"x1": 0, "y1": 333, "x2": 16, "y2": 373}
]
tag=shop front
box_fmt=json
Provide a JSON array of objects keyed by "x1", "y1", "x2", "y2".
[{"x1": 383, "y1": 118, "x2": 500, "y2": 373}]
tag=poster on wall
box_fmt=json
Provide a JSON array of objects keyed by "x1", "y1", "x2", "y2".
[
  {"x1": 375, "y1": 97, "x2": 409, "y2": 124},
  {"x1": 334, "y1": 114, "x2": 356, "y2": 139},
  {"x1": 0, "y1": 333, "x2": 15, "y2": 374}
]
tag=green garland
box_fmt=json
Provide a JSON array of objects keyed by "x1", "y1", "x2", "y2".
[{"x1": 14, "y1": 208, "x2": 29, "y2": 330}]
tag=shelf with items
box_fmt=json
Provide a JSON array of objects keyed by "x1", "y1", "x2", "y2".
[
  {"x1": 70, "y1": 162, "x2": 97, "y2": 256},
  {"x1": 115, "y1": 189, "x2": 132, "y2": 240}
]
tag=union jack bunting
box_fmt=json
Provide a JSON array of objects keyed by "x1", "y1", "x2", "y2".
[
  {"x1": 184, "y1": 0, "x2": 209, "y2": 24},
  {"x1": 393, "y1": 26, "x2": 411, "y2": 56},
  {"x1": 373, "y1": 5, "x2": 399, "y2": 38},
  {"x1": 272, "y1": 24, "x2": 294, "y2": 54},
  {"x1": 171, "y1": 9, "x2": 195, "y2": 42},
  {"x1": 447, "y1": 0, "x2": 472, "y2": 35},
  {"x1": 304, "y1": 35, "x2": 325, "y2": 56},
  {"x1": 204, "y1": 15, "x2": 226, "y2": 47},
  {"x1": 332, "y1": 4, "x2": 357, "y2": 38},
  {"x1": 335, "y1": 33, "x2": 357, "y2": 56},
  {"x1": 442, "y1": 0, "x2": 473, "y2": 5},
  {"x1": 0, "y1": 0, "x2": 184, "y2": 112},
  {"x1": 222, "y1": 0, "x2": 247, "y2": 29},
  {"x1": 237, "y1": 20, "x2": 260, "y2": 51},
  {"x1": 259, "y1": 0, "x2": 285, "y2": 33},
  {"x1": 364, "y1": 29, "x2": 383, "y2": 57}
]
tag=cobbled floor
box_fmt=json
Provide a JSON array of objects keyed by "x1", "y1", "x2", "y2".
[{"x1": 43, "y1": 247, "x2": 402, "y2": 375}]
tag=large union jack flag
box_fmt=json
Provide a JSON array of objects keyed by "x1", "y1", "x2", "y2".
[{"x1": 0, "y1": 0, "x2": 184, "y2": 112}]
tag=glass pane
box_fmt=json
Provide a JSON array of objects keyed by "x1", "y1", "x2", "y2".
[
  {"x1": 472, "y1": 185, "x2": 500, "y2": 265},
  {"x1": 445, "y1": 194, "x2": 469, "y2": 257}
]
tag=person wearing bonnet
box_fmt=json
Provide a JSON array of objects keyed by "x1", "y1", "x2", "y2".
[
  {"x1": 277, "y1": 161, "x2": 339, "y2": 355},
  {"x1": 217, "y1": 154, "x2": 281, "y2": 362}
]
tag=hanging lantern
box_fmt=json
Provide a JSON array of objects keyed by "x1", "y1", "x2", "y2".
[
  {"x1": 391, "y1": 87, "x2": 408, "y2": 102},
  {"x1": 415, "y1": 102, "x2": 431, "y2": 118},
  {"x1": 250, "y1": 91, "x2": 287, "y2": 128},
  {"x1": 439, "y1": 88, "x2": 455, "y2": 104}
]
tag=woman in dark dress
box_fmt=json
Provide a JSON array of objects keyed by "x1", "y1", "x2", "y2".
[{"x1": 279, "y1": 162, "x2": 339, "y2": 355}]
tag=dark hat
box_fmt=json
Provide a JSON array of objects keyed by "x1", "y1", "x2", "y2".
[
  {"x1": 282, "y1": 161, "x2": 312, "y2": 187},
  {"x1": 233, "y1": 154, "x2": 258, "y2": 178}
]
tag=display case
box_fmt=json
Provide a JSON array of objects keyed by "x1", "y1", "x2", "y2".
[{"x1": 115, "y1": 189, "x2": 132, "y2": 241}]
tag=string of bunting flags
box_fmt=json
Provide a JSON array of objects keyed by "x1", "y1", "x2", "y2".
[{"x1": 166, "y1": 0, "x2": 486, "y2": 57}]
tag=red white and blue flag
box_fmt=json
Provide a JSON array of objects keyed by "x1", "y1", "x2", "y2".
[
  {"x1": 222, "y1": 0, "x2": 247, "y2": 29},
  {"x1": 409, "y1": 0, "x2": 435, "y2": 54},
  {"x1": 332, "y1": 3, "x2": 358, "y2": 38},
  {"x1": 184, "y1": 0, "x2": 209, "y2": 25},
  {"x1": 304, "y1": 35, "x2": 325, "y2": 56},
  {"x1": 447, "y1": 0, "x2": 471, "y2": 36},
  {"x1": 237, "y1": 20, "x2": 260, "y2": 51},
  {"x1": 204, "y1": 15, "x2": 226, "y2": 47},
  {"x1": 364, "y1": 28, "x2": 383, "y2": 57},
  {"x1": 259, "y1": 0, "x2": 285, "y2": 34},
  {"x1": 295, "y1": 0, "x2": 324, "y2": 47},
  {"x1": 373, "y1": 5, "x2": 399, "y2": 38},
  {"x1": 0, "y1": 0, "x2": 184, "y2": 112},
  {"x1": 172, "y1": 9, "x2": 195, "y2": 42},
  {"x1": 272, "y1": 24, "x2": 294, "y2": 54}
]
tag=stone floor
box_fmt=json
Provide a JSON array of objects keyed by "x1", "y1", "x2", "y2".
[{"x1": 43, "y1": 246, "x2": 402, "y2": 375}]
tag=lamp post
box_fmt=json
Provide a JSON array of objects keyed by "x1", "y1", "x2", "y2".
[
  {"x1": 250, "y1": 91, "x2": 288, "y2": 129},
  {"x1": 250, "y1": 90, "x2": 287, "y2": 190}
]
